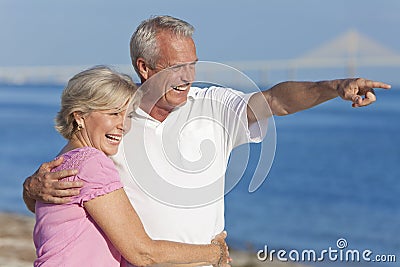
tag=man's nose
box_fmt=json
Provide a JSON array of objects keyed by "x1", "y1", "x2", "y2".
[{"x1": 180, "y1": 64, "x2": 195, "y2": 83}]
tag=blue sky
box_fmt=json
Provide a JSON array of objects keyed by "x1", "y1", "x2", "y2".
[{"x1": 1, "y1": 0, "x2": 400, "y2": 83}]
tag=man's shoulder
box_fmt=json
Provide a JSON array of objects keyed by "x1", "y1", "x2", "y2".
[{"x1": 189, "y1": 86, "x2": 244, "y2": 99}]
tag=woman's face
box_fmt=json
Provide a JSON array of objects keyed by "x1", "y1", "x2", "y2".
[{"x1": 80, "y1": 107, "x2": 128, "y2": 156}]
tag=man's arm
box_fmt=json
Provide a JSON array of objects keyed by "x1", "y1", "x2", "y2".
[
  {"x1": 22, "y1": 156, "x2": 82, "y2": 213},
  {"x1": 247, "y1": 78, "x2": 391, "y2": 124}
]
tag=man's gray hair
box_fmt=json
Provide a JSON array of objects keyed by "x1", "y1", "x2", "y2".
[{"x1": 130, "y1": 15, "x2": 195, "y2": 77}]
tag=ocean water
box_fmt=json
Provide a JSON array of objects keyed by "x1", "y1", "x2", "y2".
[{"x1": 0, "y1": 84, "x2": 398, "y2": 266}]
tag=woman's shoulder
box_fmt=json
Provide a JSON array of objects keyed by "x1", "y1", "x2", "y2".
[{"x1": 52, "y1": 147, "x2": 109, "y2": 172}]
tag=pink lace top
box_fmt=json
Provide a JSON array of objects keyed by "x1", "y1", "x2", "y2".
[{"x1": 33, "y1": 147, "x2": 124, "y2": 266}]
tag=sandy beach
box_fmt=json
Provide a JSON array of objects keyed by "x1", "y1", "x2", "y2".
[
  {"x1": 0, "y1": 212, "x2": 307, "y2": 267},
  {"x1": 0, "y1": 213, "x2": 36, "y2": 267}
]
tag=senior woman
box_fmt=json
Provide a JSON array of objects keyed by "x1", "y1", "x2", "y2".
[{"x1": 32, "y1": 66, "x2": 229, "y2": 267}]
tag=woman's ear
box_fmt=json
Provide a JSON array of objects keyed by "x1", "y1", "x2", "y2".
[{"x1": 73, "y1": 112, "x2": 85, "y2": 129}]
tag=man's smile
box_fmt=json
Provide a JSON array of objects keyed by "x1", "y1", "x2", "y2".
[{"x1": 172, "y1": 83, "x2": 190, "y2": 91}]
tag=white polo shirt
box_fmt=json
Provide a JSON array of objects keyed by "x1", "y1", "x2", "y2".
[{"x1": 112, "y1": 86, "x2": 264, "y2": 247}]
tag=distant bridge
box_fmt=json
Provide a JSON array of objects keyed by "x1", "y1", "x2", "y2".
[{"x1": 1, "y1": 30, "x2": 400, "y2": 85}]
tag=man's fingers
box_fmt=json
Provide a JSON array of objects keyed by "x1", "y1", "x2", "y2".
[
  {"x1": 214, "y1": 230, "x2": 227, "y2": 239},
  {"x1": 351, "y1": 94, "x2": 362, "y2": 105},
  {"x1": 363, "y1": 79, "x2": 391, "y2": 90},
  {"x1": 365, "y1": 90, "x2": 376, "y2": 102},
  {"x1": 42, "y1": 169, "x2": 78, "y2": 182},
  {"x1": 343, "y1": 78, "x2": 389, "y2": 107},
  {"x1": 54, "y1": 169, "x2": 78, "y2": 180},
  {"x1": 352, "y1": 90, "x2": 376, "y2": 107},
  {"x1": 359, "y1": 91, "x2": 376, "y2": 107},
  {"x1": 40, "y1": 186, "x2": 81, "y2": 203},
  {"x1": 38, "y1": 186, "x2": 81, "y2": 204},
  {"x1": 42, "y1": 195, "x2": 72, "y2": 204},
  {"x1": 221, "y1": 230, "x2": 227, "y2": 238},
  {"x1": 39, "y1": 158, "x2": 78, "y2": 180},
  {"x1": 41, "y1": 156, "x2": 64, "y2": 171},
  {"x1": 54, "y1": 180, "x2": 84, "y2": 190},
  {"x1": 43, "y1": 181, "x2": 83, "y2": 196},
  {"x1": 52, "y1": 188, "x2": 81, "y2": 197}
]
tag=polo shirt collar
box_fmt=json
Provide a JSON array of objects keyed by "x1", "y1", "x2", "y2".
[
  {"x1": 134, "y1": 87, "x2": 196, "y2": 120},
  {"x1": 187, "y1": 87, "x2": 196, "y2": 100}
]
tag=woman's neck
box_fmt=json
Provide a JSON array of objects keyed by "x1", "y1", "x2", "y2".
[{"x1": 58, "y1": 139, "x2": 85, "y2": 156}]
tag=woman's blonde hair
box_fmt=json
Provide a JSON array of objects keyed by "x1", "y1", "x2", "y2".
[{"x1": 55, "y1": 65, "x2": 139, "y2": 139}]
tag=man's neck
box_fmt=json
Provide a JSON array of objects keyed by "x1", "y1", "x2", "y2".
[
  {"x1": 139, "y1": 99, "x2": 172, "y2": 122},
  {"x1": 140, "y1": 95, "x2": 189, "y2": 122},
  {"x1": 148, "y1": 105, "x2": 171, "y2": 122}
]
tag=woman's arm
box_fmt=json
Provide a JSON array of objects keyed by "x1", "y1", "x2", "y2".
[{"x1": 84, "y1": 188, "x2": 228, "y2": 267}]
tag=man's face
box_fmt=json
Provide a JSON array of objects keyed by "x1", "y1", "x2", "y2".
[{"x1": 144, "y1": 31, "x2": 198, "y2": 111}]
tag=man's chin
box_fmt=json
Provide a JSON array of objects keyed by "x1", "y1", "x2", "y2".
[
  {"x1": 166, "y1": 91, "x2": 189, "y2": 107},
  {"x1": 170, "y1": 99, "x2": 188, "y2": 109}
]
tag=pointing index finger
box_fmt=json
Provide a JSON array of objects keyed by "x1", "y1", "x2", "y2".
[{"x1": 364, "y1": 80, "x2": 391, "y2": 89}]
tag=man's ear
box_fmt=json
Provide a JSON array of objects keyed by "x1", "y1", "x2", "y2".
[{"x1": 137, "y1": 57, "x2": 150, "y2": 80}]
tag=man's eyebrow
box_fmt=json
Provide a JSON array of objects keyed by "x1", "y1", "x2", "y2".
[
  {"x1": 171, "y1": 60, "x2": 198, "y2": 68},
  {"x1": 183, "y1": 59, "x2": 198, "y2": 65}
]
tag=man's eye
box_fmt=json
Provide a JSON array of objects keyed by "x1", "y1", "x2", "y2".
[{"x1": 169, "y1": 65, "x2": 182, "y2": 71}]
